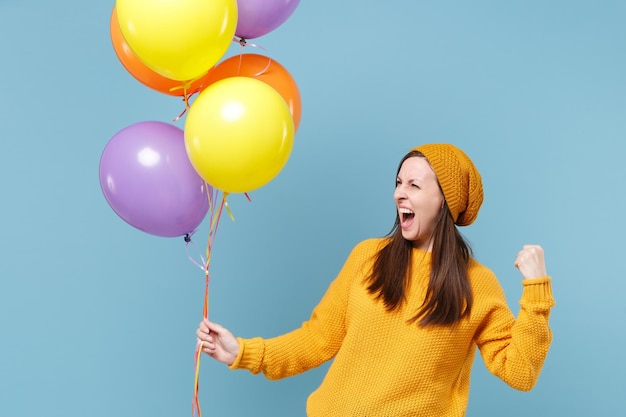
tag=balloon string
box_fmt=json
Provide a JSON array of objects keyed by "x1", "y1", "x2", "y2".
[
  {"x1": 185, "y1": 234, "x2": 207, "y2": 272},
  {"x1": 191, "y1": 190, "x2": 253, "y2": 417},
  {"x1": 171, "y1": 72, "x2": 207, "y2": 122},
  {"x1": 193, "y1": 266, "x2": 209, "y2": 417},
  {"x1": 192, "y1": 253, "x2": 213, "y2": 415},
  {"x1": 173, "y1": 93, "x2": 191, "y2": 122},
  {"x1": 232, "y1": 37, "x2": 272, "y2": 76},
  {"x1": 192, "y1": 340, "x2": 204, "y2": 417},
  {"x1": 206, "y1": 190, "x2": 227, "y2": 261},
  {"x1": 233, "y1": 36, "x2": 268, "y2": 51},
  {"x1": 191, "y1": 188, "x2": 228, "y2": 417},
  {"x1": 169, "y1": 80, "x2": 192, "y2": 122}
]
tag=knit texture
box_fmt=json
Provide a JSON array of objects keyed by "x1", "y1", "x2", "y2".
[
  {"x1": 230, "y1": 239, "x2": 555, "y2": 416},
  {"x1": 413, "y1": 144, "x2": 483, "y2": 226}
]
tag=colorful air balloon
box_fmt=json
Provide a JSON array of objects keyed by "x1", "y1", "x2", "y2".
[
  {"x1": 185, "y1": 77, "x2": 295, "y2": 193},
  {"x1": 100, "y1": 121, "x2": 210, "y2": 237},
  {"x1": 116, "y1": 0, "x2": 237, "y2": 81}
]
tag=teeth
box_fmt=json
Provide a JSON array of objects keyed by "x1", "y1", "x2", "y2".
[{"x1": 399, "y1": 208, "x2": 414, "y2": 214}]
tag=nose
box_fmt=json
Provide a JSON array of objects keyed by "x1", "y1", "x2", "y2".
[{"x1": 394, "y1": 185, "x2": 407, "y2": 202}]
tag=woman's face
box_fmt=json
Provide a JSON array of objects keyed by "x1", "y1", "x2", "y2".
[{"x1": 394, "y1": 156, "x2": 444, "y2": 250}]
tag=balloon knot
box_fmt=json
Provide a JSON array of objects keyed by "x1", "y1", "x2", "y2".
[
  {"x1": 238, "y1": 37, "x2": 247, "y2": 46},
  {"x1": 184, "y1": 234, "x2": 191, "y2": 243}
]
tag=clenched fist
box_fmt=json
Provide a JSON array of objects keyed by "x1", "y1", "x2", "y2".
[
  {"x1": 514, "y1": 245, "x2": 548, "y2": 280},
  {"x1": 196, "y1": 319, "x2": 240, "y2": 366}
]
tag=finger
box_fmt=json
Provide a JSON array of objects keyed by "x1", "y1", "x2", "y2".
[
  {"x1": 196, "y1": 328, "x2": 213, "y2": 342},
  {"x1": 523, "y1": 244, "x2": 543, "y2": 250},
  {"x1": 197, "y1": 323, "x2": 210, "y2": 335},
  {"x1": 199, "y1": 321, "x2": 210, "y2": 333},
  {"x1": 202, "y1": 341, "x2": 217, "y2": 353},
  {"x1": 521, "y1": 245, "x2": 544, "y2": 259},
  {"x1": 206, "y1": 320, "x2": 227, "y2": 334}
]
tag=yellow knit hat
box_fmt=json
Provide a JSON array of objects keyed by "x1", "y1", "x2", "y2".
[{"x1": 412, "y1": 143, "x2": 484, "y2": 226}]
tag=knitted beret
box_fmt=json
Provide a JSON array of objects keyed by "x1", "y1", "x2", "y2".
[{"x1": 412, "y1": 143, "x2": 484, "y2": 226}]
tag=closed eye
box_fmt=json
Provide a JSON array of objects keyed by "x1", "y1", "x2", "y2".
[{"x1": 396, "y1": 178, "x2": 421, "y2": 189}]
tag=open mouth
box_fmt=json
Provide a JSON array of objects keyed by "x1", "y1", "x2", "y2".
[{"x1": 399, "y1": 208, "x2": 415, "y2": 226}]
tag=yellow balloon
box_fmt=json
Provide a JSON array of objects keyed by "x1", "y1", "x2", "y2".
[
  {"x1": 184, "y1": 77, "x2": 295, "y2": 193},
  {"x1": 116, "y1": 0, "x2": 238, "y2": 82}
]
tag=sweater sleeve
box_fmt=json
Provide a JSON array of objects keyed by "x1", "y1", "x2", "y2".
[
  {"x1": 229, "y1": 240, "x2": 374, "y2": 380},
  {"x1": 474, "y1": 275, "x2": 556, "y2": 391}
]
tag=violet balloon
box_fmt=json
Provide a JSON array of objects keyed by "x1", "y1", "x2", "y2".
[
  {"x1": 99, "y1": 121, "x2": 210, "y2": 238},
  {"x1": 235, "y1": 0, "x2": 300, "y2": 40}
]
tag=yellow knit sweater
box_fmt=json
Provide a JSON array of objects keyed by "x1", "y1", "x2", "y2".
[{"x1": 230, "y1": 238, "x2": 555, "y2": 416}]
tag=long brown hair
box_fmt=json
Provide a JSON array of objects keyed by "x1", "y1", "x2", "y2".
[{"x1": 365, "y1": 151, "x2": 474, "y2": 326}]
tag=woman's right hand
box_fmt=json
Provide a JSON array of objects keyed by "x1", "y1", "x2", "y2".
[{"x1": 196, "y1": 319, "x2": 240, "y2": 366}]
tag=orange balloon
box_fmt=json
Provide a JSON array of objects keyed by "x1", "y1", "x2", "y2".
[
  {"x1": 202, "y1": 53, "x2": 302, "y2": 130},
  {"x1": 109, "y1": 7, "x2": 213, "y2": 97}
]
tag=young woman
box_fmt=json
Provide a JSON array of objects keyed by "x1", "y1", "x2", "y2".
[{"x1": 196, "y1": 143, "x2": 555, "y2": 416}]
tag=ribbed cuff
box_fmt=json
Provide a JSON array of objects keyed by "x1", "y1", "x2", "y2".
[
  {"x1": 521, "y1": 276, "x2": 556, "y2": 307},
  {"x1": 228, "y1": 337, "x2": 265, "y2": 373}
]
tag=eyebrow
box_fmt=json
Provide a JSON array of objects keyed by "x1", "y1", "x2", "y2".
[{"x1": 396, "y1": 175, "x2": 423, "y2": 183}]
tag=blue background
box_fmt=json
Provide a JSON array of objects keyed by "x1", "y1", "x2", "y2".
[{"x1": 1, "y1": 1, "x2": 624, "y2": 416}]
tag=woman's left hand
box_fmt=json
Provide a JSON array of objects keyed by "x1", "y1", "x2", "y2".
[{"x1": 514, "y1": 244, "x2": 548, "y2": 280}]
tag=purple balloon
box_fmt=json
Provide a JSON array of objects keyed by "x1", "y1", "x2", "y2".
[
  {"x1": 99, "y1": 121, "x2": 210, "y2": 238},
  {"x1": 235, "y1": 0, "x2": 300, "y2": 40}
]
